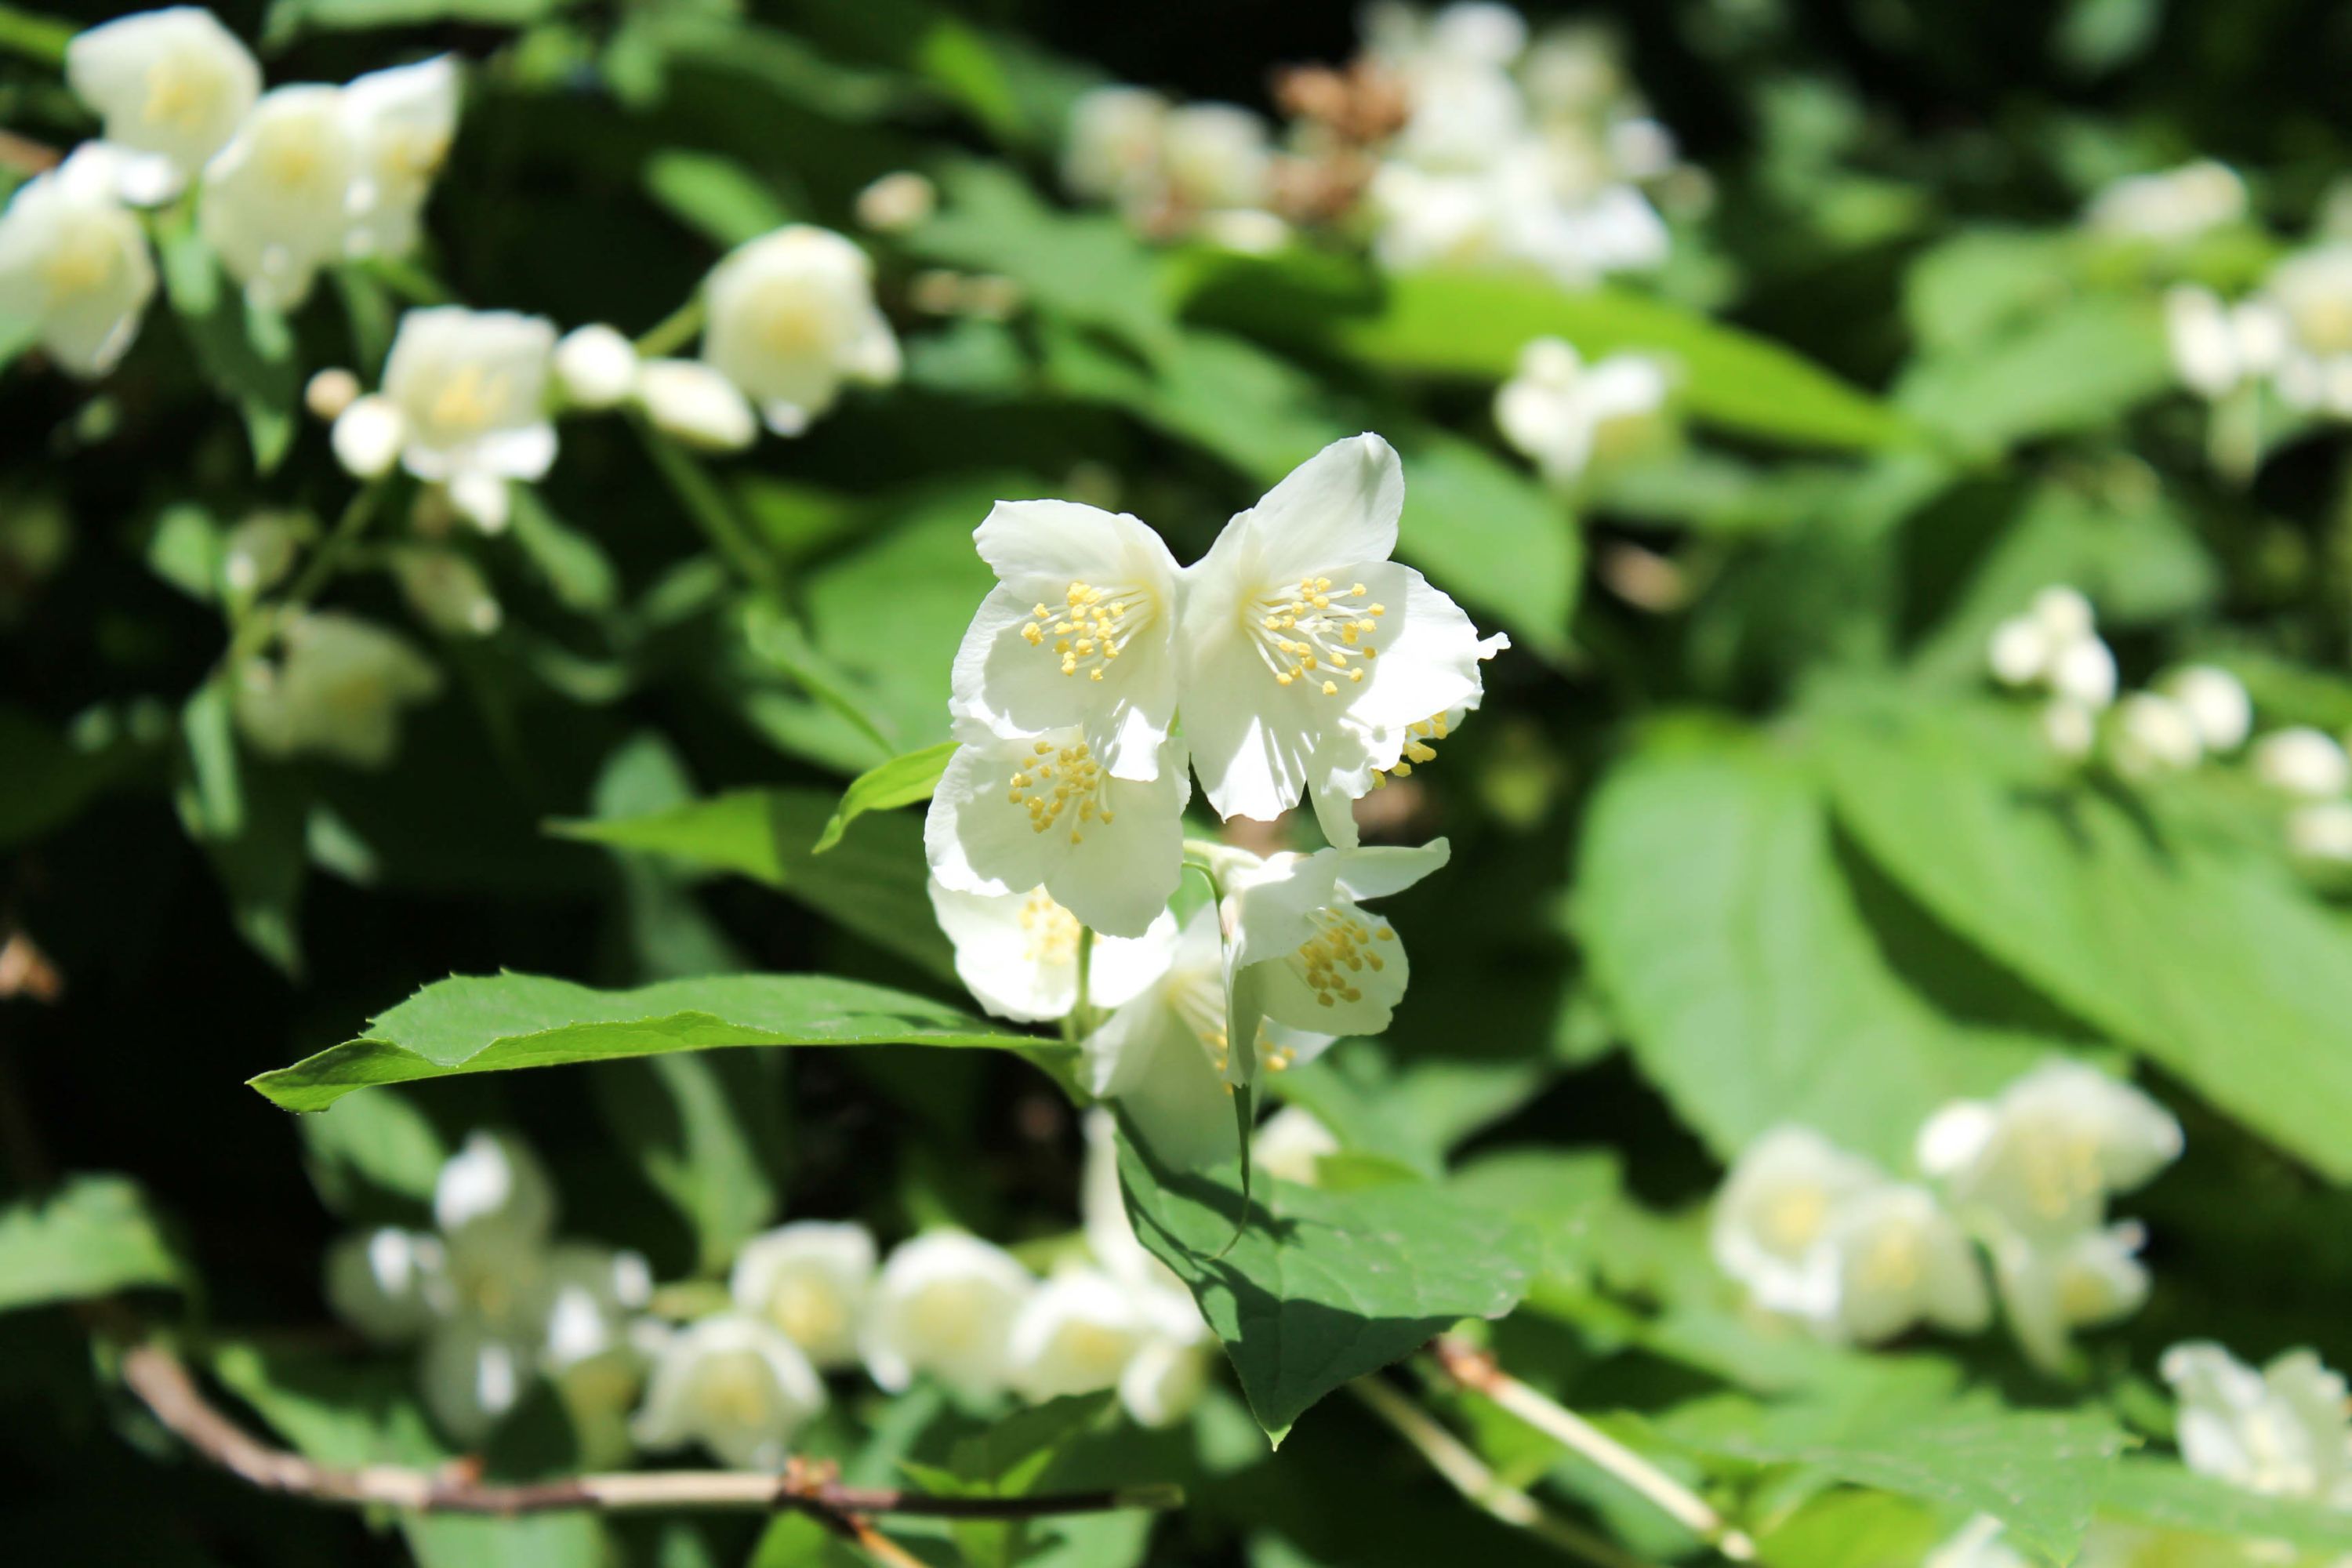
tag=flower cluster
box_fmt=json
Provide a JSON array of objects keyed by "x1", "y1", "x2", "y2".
[
  {"x1": 2166, "y1": 242, "x2": 2352, "y2": 419},
  {"x1": 1492, "y1": 335, "x2": 1675, "y2": 488},
  {"x1": 1061, "y1": 86, "x2": 1288, "y2": 252},
  {"x1": 329, "y1": 1123, "x2": 1216, "y2": 1470},
  {"x1": 1712, "y1": 1062, "x2": 2182, "y2": 1372},
  {"x1": 924, "y1": 434, "x2": 1503, "y2": 1164},
  {"x1": 1987, "y1": 583, "x2": 2352, "y2": 870},
  {"x1": 0, "y1": 5, "x2": 459, "y2": 376}
]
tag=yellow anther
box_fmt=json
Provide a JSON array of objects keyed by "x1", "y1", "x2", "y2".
[
  {"x1": 1348, "y1": 669, "x2": 1364, "y2": 683},
  {"x1": 1375, "y1": 926, "x2": 1395, "y2": 940},
  {"x1": 1022, "y1": 622, "x2": 1044, "y2": 645},
  {"x1": 1276, "y1": 672, "x2": 1294, "y2": 685},
  {"x1": 1390, "y1": 760, "x2": 1411, "y2": 775},
  {"x1": 1321, "y1": 681, "x2": 1338, "y2": 695},
  {"x1": 1035, "y1": 740, "x2": 1053, "y2": 754},
  {"x1": 1350, "y1": 583, "x2": 1367, "y2": 596},
  {"x1": 1033, "y1": 604, "x2": 1052, "y2": 618},
  {"x1": 1369, "y1": 604, "x2": 1385, "y2": 616},
  {"x1": 1369, "y1": 771, "x2": 1387, "y2": 789}
]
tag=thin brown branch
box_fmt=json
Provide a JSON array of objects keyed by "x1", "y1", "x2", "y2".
[
  {"x1": 119, "y1": 1341, "x2": 1181, "y2": 1525},
  {"x1": 1428, "y1": 1337, "x2": 1755, "y2": 1562}
]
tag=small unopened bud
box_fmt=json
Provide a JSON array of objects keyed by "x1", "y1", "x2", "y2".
[
  {"x1": 635, "y1": 359, "x2": 757, "y2": 452},
  {"x1": 1987, "y1": 615, "x2": 2049, "y2": 687},
  {"x1": 2112, "y1": 692, "x2": 2202, "y2": 776},
  {"x1": 332, "y1": 394, "x2": 405, "y2": 480},
  {"x1": 394, "y1": 548, "x2": 502, "y2": 637},
  {"x1": 909, "y1": 269, "x2": 967, "y2": 316},
  {"x1": 2252, "y1": 726, "x2": 2352, "y2": 799},
  {"x1": 961, "y1": 274, "x2": 1026, "y2": 321},
  {"x1": 2288, "y1": 800, "x2": 2352, "y2": 863},
  {"x1": 306, "y1": 367, "x2": 361, "y2": 421},
  {"x1": 554, "y1": 323, "x2": 638, "y2": 410},
  {"x1": 446, "y1": 473, "x2": 511, "y2": 534},
  {"x1": 855, "y1": 170, "x2": 936, "y2": 234},
  {"x1": 2048, "y1": 636, "x2": 2118, "y2": 710}
]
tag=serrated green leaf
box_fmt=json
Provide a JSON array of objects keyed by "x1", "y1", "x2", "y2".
[
  {"x1": 248, "y1": 971, "x2": 1047, "y2": 1112},
  {"x1": 0, "y1": 1175, "x2": 181, "y2": 1312},
  {"x1": 1815, "y1": 691, "x2": 2352, "y2": 1181},
  {"x1": 1116, "y1": 1126, "x2": 1534, "y2": 1442},
  {"x1": 1574, "y1": 726, "x2": 2051, "y2": 1165},
  {"x1": 815, "y1": 740, "x2": 956, "y2": 853}
]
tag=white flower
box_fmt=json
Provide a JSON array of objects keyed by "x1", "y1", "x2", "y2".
[
  {"x1": 634, "y1": 358, "x2": 757, "y2": 452},
  {"x1": 325, "y1": 1227, "x2": 451, "y2": 1341},
  {"x1": 1254, "y1": 1106, "x2": 1341, "y2": 1186},
  {"x1": 0, "y1": 147, "x2": 156, "y2": 377},
  {"x1": 631, "y1": 1312, "x2": 826, "y2": 1470},
  {"x1": 2161, "y1": 1341, "x2": 2352, "y2": 1502},
  {"x1": 2287, "y1": 800, "x2": 2352, "y2": 864},
  {"x1": 199, "y1": 85, "x2": 359, "y2": 311},
  {"x1": 1158, "y1": 103, "x2": 1273, "y2": 214},
  {"x1": 537, "y1": 1242, "x2": 652, "y2": 1374},
  {"x1": 701, "y1": 226, "x2": 900, "y2": 437},
  {"x1": 379, "y1": 307, "x2": 559, "y2": 531},
  {"x1": 1009, "y1": 1269, "x2": 1147, "y2": 1403},
  {"x1": 1987, "y1": 615, "x2": 2053, "y2": 687},
  {"x1": 1062, "y1": 86, "x2": 1170, "y2": 210},
  {"x1": 1178, "y1": 434, "x2": 1507, "y2": 846},
  {"x1": 2252, "y1": 726, "x2": 2352, "y2": 798},
  {"x1": 419, "y1": 1316, "x2": 537, "y2": 1439},
  {"x1": 434, "y1": 1130, "x2": 557, "y2": 1258},
  {"x1": 729, "y1": 1221, "x2": 875, "y2": 1370},
  {"x1": 1988, "y1": 1221, "x2": 2150, "y2": 1374},
  {"x1": 862, "y1": 1232, "x2": 1035, "y2": 1399},
  {"x1": 2158, "y1": 665, "x2": 2251, "y2": 753},
  {"x1": 232, "y1": 612, "x2": 441, "y2": 768},
  {"x1": 2086, "y1": 160, "x2": 2246, "y2": 243},
  {"x1": 331, "y1": 393, "x2": 405, "y2": 479},
  {"x1": 553, "y1": 323, "x2": 638, "y2": 408},
  {"x1": 927, "y1": 881, "x2": 1177, "y2": 1025},
  {"x1": 2042, "y1": 699, "x2": 2096, "y2": 761},
  {"x1": 1084, "y1": 905, "x2": 1336, "y2": 1171},
  {"x1": 1819, "y1": 1184, "x2": 1989, "y2": 1345},
  {"x1": 855, "y1": 170, "x2": 937, "y2": 234},
  {"x1": 2048, "y1": 635, "x2": 2118, "y2": 711},
  {"x1": 66, "y1": 6, "x2": 260, "y2": 204},
  {"x1": 1221, "y1": 839, "x2": 1450, "y2": 1080},
  {"x1": 340, "y1": 56, "x2": 459, "y2": 260},
  {"x1": 1917, "y1": 1062, "x2": 2181, "y2": 1243},
  {"x1": 1494, "y1": 336, "x2": 1673, "y2": 485},
  {"x1": 924, "y1": 728, "x2": 1189, "y2": 938},
  {"x1": 1710, "y1": 1127, "x2": 1883, "y2": 1320},
  {"x1": 2111, "y1": 692, "x2": 2203, "y2": 776},
  {"x1": 2164, "y1": 285, "x2": 2285, "y2": 401},
  {"x1": 2261, "y1": 246, "x2": 2352, "y2": 416},
  {"x1": 949, "y1": 498, "x2": 1186, "y2": 779}
]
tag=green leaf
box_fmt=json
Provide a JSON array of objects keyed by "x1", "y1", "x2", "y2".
[
  {"x1": 263, "y1": 0, "x2": 564, "y2": 38},
  {"x1": 1815, "y1": 691, "x2": 2352, "y2": 1181},
  {"x1": 0, "y1": 1175, "x2": 181, "y2": 1312},
  {"x1": 506, "y1": 488, "x2": 619, "y2": 615},
  {"x1": 592, "y1": 1052, "x2": 782, "y2": 1276},
  {"x1": 248, "y1": 971, "x2": 1046, "y2": 1112},
  {"x1": 1332, "y1": 270, "x2": 1912, "y2": 451},
  {"x1": 1116, "y1": 1127, "x2": 1535, "y2": 1442},
  {"x1": 298, "y1": 1087, "x2": 448, "y2": 1209},
  {"x1": 815, "y1": 741, "x2": 956, "y2": 853},
  {"x1": 1894, "y1": 293, "x2": 2173, "y2": 452},
  {"x1": 2096, "y1": 1457, "x2": 2352, "y2": 1552},
  {"x1": 158, "y1": 228, "x2": 299, "y2": 473},
  {"x1": 642, "y1": 151, "x2": 793, "y2": 249},
  {"x1": 1573, "y1": 724, "x2": 2050, "y2": 1166},
  {"x1": 0, "y1": 705, "x2": 152, "y2": 849}
]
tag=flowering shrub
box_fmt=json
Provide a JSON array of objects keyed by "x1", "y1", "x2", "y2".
[{"x1": 10, "y1": 4, "x2": 2352, "y2": 1567}]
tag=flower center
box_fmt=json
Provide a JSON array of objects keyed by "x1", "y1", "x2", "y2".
[
  {"x1": 1857, "y1": 1228, "x2": 1921, "y2": 1294},
  {"x1": 1053, "y1": 1319, "x2": 1133, "y2": 1382},
  {"x1": 771, "y1": 1276, "x2": 844, "y2": 1348},
  {"x1": 1247, "y1": 576, "x2": 1384, "y2": 695},
  {"x1": 1005, "y1": 738, "x2": 1112, "y2": 845},
  {"x1": 383, "y1": 128, "x2": 451, "y2": 183},
  {"x1": 754, "y1": 287, "x2": 838, "y2": 357},
  {"x1": 1761, "y1": 1186, "x2": 1826, "y2": 1254},
  {"x1": 1022, "y1": 580, "x2": 1152, "y2": 681},
  {"x1": 2020, "y1": 1131, "x2": 2102, "y2": 1221},
  {"x1": 1371, "y1": 710, "x2": 1450, "y2": 789},
  {"x1": 1017, "y1": 887, "x2": 1083, "y2": 966},
  {"x1": 258, "y1": 124, "x2": 328, "y2": 192},
  {"x1": 142, "y1": 55, "x2": 219, "y2": 132},
  {"x1": 695, "y1": 1352, "x2": 777, "y2": 1428},
  {"x1": 907, "y1": 1284, "x2": 985, "y2": 1352},
  {"x1": 1288, "y1": 906, "x2": 1389, "y2": 1007},
  {"x1": 42, "y1": 223, "x2": 118, "y2": 303},
  {"x1": 424, "y1": 362, "x2": 508, "y2": 440}
]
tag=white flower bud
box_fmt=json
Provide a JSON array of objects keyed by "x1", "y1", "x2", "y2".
[
  {"x1": 394, "y1": 548, "x2": 502, "y2": 637},
  {"x1": 2111, "y1": 692, "x2": 2203, "y2": 777},
  {"x1": 1710, "y1": 1127, "x2": 1883, "y2": 1320},
  {"x1": 1009, "y1": 1269, "x2": 1146, "y2": 1403},
  {"x1": 855, "y1": 170, "x2": 937, "y2": 234},
  {"x1": 2030, "y1": 585, "x2": 2096, "y2": 645},
  {"x1": 306, "y1": 367, "x2": 361, "y2": 420},
  {"x1": 2286, "y1": 800, "x2": 2352, "y2": 864},
  {"x1": 632, "y1": 1312, "x2": 826, "y2": 1470},
  {"x1": 635, "y1": 358, "x2": 757, "y2": 452},
  {"x1": 435, "y1": 1131, "x2": 557, "y2": 1259},
  {"x1": 702, "y1": 226, "x2": 900, "y2": 437},
  {"x1": 2159, "y1": 664, "x2": 2251, "y2": 753},
  {"x1": 1197, "y1": 209, "x2": 1291, "y2": 256},
  {"x1": 200, "y1": 85, "x2": 359, "y2": 311},
  {"x1": 0, "y1": 147, "x2": 157, "y2": 378},
  {"x1": 1986, "y1": 615, "x2": 2051, "y2": 687},
  {"x1": 2252, "y1": 726, "x2": 2352, "y2": 799},
  {"x1": 2165, "y1": 285, "x2": 2242, "y2": 398},
  {"x1": 2161, "y1": 1341, "x2": 2352, "y2": 1501},
  {"x1": 446, "y1": 472, "x2": 512, "y2": 534},
  {"x1": 1062, "y1": 86, "x2": 1170, "y2": 206},
  {"x1": 325, "y1": 1227, "x2": 450, "y2": 1341},
  {"x1": 2086, "y1": 160, "x2": 2246, "y2": 243},
  {"x1": 860, "y1": 1232, "x2": 1034, "y2": 1399},
  {"x1": 1159, "y1": 103, "x2": 1272, "y2": 214},
  {"x1": 331, "y1": 394, "x2": 406, "y2": 479},
  {"x1": 2041, "y1": 700, "x2": 2096, "y2": 760},
  {"x1": 2047, "y1": 636, "x2": 2118, "y2": 710},
  {"x1": 1254, "y1": 1106, "x2": 1340, "y2": 1186},
  {"x1": 729, "y1": 1221, "x2": 876, "y2": 1369},
  {"x1": 552, "y1": 323, "x2": 638, "y2": 409},
  {"x1": 67, "y1": 7, "x2": 260, "y2": 204}
]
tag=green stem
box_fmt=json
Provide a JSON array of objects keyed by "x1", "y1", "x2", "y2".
[
  {"x1": 633, "y1": 415, "x2": 782, "y2": 594},
  {"x1": 221, "y1": 483, "x2": 384, "y2": 670},
  {"x1": 0, "y1": 4, "x2": 73, "y2": 66},
  {"x1": 635, "y1": 296, "x2": 707, "y2": 358}
]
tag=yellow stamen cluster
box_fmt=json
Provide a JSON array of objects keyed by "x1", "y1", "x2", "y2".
[
  {"x1": 1022, "y1": 580, "x2": 1140, "y2": 681},
  {"x1": 41, "y1": 225, "x2": 118, "y2": 303},
  {"x1": 1249, "y1": 576, "x2": 1382, "y2": 693},
  {"x1": 1293, "y1": 908, "x2": 1392, "y2": 1008},
  {"x1": 424, "y1": 363, "x2": 506, "y2": 439},
  {"x1": 1762, "y1": 1186, "x2": 1828, "y2": 1253},
  {"x1": 142, "y1": 56, "x2": 217, "y2": 132},
  {"x1": 1005, "y1": 738, "x2": 1112, "y2": 845},
  {"x1": 2020, "y1": 1131, "x2": 2103, "y2": 1222},
  {"x1": 1370, "y1": 710, "x2": 1451, "y2": 790},
  {"x1": 1016, "y1": 887, "x2": 1082, "y2": 967},
  {"x1": 1857, "y1": 1228, "x2": 1922, "y2": 1293}
]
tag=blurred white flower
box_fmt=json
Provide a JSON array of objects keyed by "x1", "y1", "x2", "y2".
[
  {"x1": 729, "y1": 1220, "x2": 875, "y2": 1370},
  {"x1": 862, "y1": 1232, "x2": 1036, "y2": 1399},
  {"x1": 2261, "y1": 246, "x2": 2352, "y2": 416},
  {"x1": 2160, "y1": 1341, "x2": 2352, "y2": 1502},
  {"x1": 1988, "y1": 1221, "x2": 2150, "y2": 1374},
  {"x1": 1063, "y1": 86, "x2": 1171, "y2": 211},
  {"x1": 340, "y1": 56, "x2": 459, "y2": 260},
  {"x1": 331, "y1": 393, "x2": 405, "y2": 479},
  {"x1": 2111, "y1": 692, "x2": 2203, "y2": 777},
  {"x1": 2164, "y1": 285, "x2": 2286, "y2": 401},
  {"x1": 1221, "y1": 839, "x2": 1450, "y2": 1082},
  {"x1": 2085, "y1": 160, "x2": 2246, "y2": 244},
  {"x1": 1987, "y1": 618, "x2": 2053, "y2": 688},
  {"x1": 233, "y1": 612, "x2": 441, "y2": 768},
  {"x1": 1917, "y1": 1062, "x2": 2181, "y2": 1243},
  {"x1": 1078, "y1": 1110, "x2": 1213, "y2": 1426},
  {"x1": 2286, "y1": 800, "x2": 2352, "y2": 864},
  {"x1": 1159, "y1": 103, "x2": 1275, "y2": 214},
  {"x1": 326, "y1": 1227, "x2": 452, "y2": 1341},
  {"x1": 634, "y1": 358, "x2": 757, "y2": 452},
  {"x1": 67, "y1": 6, "x2": 260, "y2": 204},
  {"x1": 1710, "y1": 1126, "x2": 1882, "y2": 1320},
  {"x1": 394, "y1": 547, "x2": 501, "y2": 637},
  {"x1": 305, "y1": 366, "x2": 361, "y2": 420},
  {"x1": 553, "y1": 323, "x2": 638, "y2": 409},
  {"x1": 2048, "y1": 636, "x2": 2118, "y2": 712},
  {"x1": 855, "y1": 170, "x2": 937, "y2": 234},
  {"x1": 1178, "y1": 434, "x2": 1506, "y2": 847},
  {"x1": 1254, "y1": 1106, "x2": 1341, "y2": 1186},
  {"x1": 1009, "y1": 1268, "x2": 1148, "y2": 1404},
  {"x1": 1494, "y1": 336, "x2": 1672, "y2": 485},
  {"x1": 435, "y1": 1130, "x2": 558, "y2": 1255},
  {"x1": 702, "y1": 226, "x2": 900, "y2": 437},
  {"x1": 924, "y1": 728, "x2": 1189, "y2": 938},
  {"x1": 2158, "y1": 665, "x2": 2252, "y2": 753},
  {"x1": 926, "y1": 881, "x2": 1176, "y2": 1025},
  {"x1": 631, "y1": 1312, "x2": 826, "y2": 1470},
  {"x1": 379, "y1": 307, "x2": 558, "y2": 532},
  {"x1": 0, "y1": 147, "x2": 156, "y2": 377},
  {"x1": 949, "y1": 497, "x2": 1185, "y2": 779},
  {"x1": 200, "y1": 85, "x2": 359, "y2": 311},
  {"x1": 419, "y1": 1316, "x2": 536, "y2": 1439},
  {"x1": 1820, "y1": 1184, "x2": 1990, "y2": 1345},
  {"x1": 2252, "y1": 726, "x2": 2352, "y2": 798}
]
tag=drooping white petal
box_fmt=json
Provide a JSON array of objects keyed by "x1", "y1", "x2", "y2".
[
  {"x1": 1990, "y1": 1221, "x2": 2149, "y2": 1374},
  {"x1": 927, "y1": 880, "x2": 1176, "y2": 1023},
  {"x1": 67, "y1": 7, "x2": 260, "y2": 201},
  {"x1": 729, "y1": 1221, "x2": 877, "y2": 1370},
  {"x1": 340, "y1": 56, "x2": 459, "y2": 260},
  {"x1": 0, "y1": 151, "x2": 156, "y2": 377}
]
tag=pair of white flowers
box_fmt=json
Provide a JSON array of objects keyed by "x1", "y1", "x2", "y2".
[
  {"x1": 1985, "y1": 586, "x2": 2250, "y2": 773},
  {"x1": 1714, "y1": 1062, "x2": 2181, "y2": 1371},
  {"x1": 2168, "y1": 244, "x2": 2352, "y2": 418},
  {"x1": 1493, "y1": 336, "x2": 1674, "y2": 487},
  {"x1": 1062, "y1": 87, "x2": 1287, "y2": 252}
]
